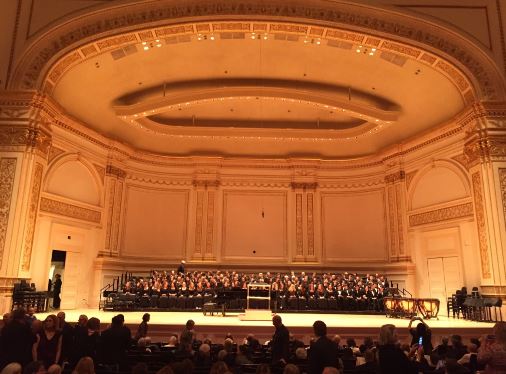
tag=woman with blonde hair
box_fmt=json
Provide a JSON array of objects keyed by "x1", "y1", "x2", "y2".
[
  {"x1": 377, "y1": 324, "x2": 417, "y2": 374},
  {"x1": 72, "y1": 357, "x2": 95, "y2": 374},
  {"x1": 478, "y1": 321, "x2": 506, "y2": 373}
]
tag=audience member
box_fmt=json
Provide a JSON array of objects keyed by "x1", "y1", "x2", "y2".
[
  {"x1": 478, "y1": 321, "x2": 506, "y2": 372},
  {"x1": 47, "y1": 364, "x2": 61, "y2": 374},
  {"x1": 1, "y1": 308, "x2": 36, "y2": 368},
  {"x1": 209, "y1": 361, "x2": 228, "y2": 374},
  {"x1": 22, "y1": 361, "x2": 45, "y2": 374},
  {"x1": 377, "y1": 324, "x2": 417, "y2": 374},
  {"x1": 32, "y1": 315, "x2": 62, "y2": 368},
  {"x1": 56, "y1": 312, "x2": 73, "y2": 364},
  {"x1": 308, "y1": 320, "x2": 339, "y2": 374},
  {"x1": 271, "y1": 315, "x2": 290, "y2": 364},
  {"x1": 72, "y1": 318, "x2": 100, "y2": 366},
  {"x1": 134, "y1": 313, "x2": 150, "y2": 341},
  {"x1": 0, "y1": 363, "x2": 22, "y2": 374},
  {"x1": 98, "y1": 315, "x2": 131, "y2": 369},
  {"x1": 283, "y1": 364, "x2": 300, "y2": 374},
  {"x1": 179, "y1": 320, "x2": 195, "y2": 353},
  {"x1": 72, "y1": 357, "x2": 94, "y2": 374},
  {"x1": 408, "y1": 316, "x2": 433, "y2": 354}
]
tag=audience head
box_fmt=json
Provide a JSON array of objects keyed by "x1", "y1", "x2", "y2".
[
  {"x1": 224, "y1": 338, "x2": 234, "y2": 352},
  {"x1": 12, "y1": 308, "x2": 26, "y2": 322},
  {"x1": 27, "y1": 307, "x2": 36, "y2": 317},
  {"x1": 111, "y1": 315, "x2": 123, "y2": 327},
  {"x1": 346, "y1": 338, "x2": 356, "y2": 347},
  {"x1": 131, "y1": 363, "x2": 148, "y2": 374},
  {"x1": 313, "y1": 320, "x2": 327, "y2": 338},
  {"x1": 333, "y1": 334, "x2": 341, "y2": 345},
  {"x1": 255, "y1": 364, "x2": 271, "y2": 374},
  {"x1": 364, "y1": 349, "x2": 376, "y2": 363},
  {"x1": 47, "y1": 365, "x2": 61, "y2": 374},
  {"x1": 1, "y1": 363, "x2": 22, "y2": 374},
  {"x1": 379, "y1": 324, "x2": 397, "y2": 345},
  {"x1": 493, "y1": 321, "x2": 506, "y2": 344},
  {"x1": 77, "y1": 315, "x2": 88, "y2": 327},
  {"x1": 2, "y1": 312, "x2": 11, "y2": 325},
  {"x1": 295, "y1": 347, "x2": 307, "y2": 360},
  {"x1": 209, "y1": 361, "x2": 228, "y2": 374},
  {"x1": 31, "y1": 319, "x2": 43, "y2": 334},
  {"x1": 186, "y1": 319, "x2": 195, "y2": 330},
  {"x1": 167, "y1": 335, "x2": 178, "y2": 346},
  {"x1": 451, "y1": 334, "x2": 463, "y2": 347},
  {"x1": 199, "y1": 343, "x2": 211, "y2": 356},
  {"x1": 86, "y1": 317, "x2": 100, "y2": 332},
  {"x1": 155, "y1": 366, "x2": 174, "y2": 374},
  {"x1": 43, "y1": 315, "x2": 58, "y2": 332},
  {"x1": 23, "y1": 361, "x2": 45, "y2": 374},
  {"x1": 73, "y1": 357, "x2": 94, "y2": 374},
  {"x1": 56, "y1": 312, "x2": 65, "y2": 322},
  {"x1": 142, "y1": 313, "x2": 150, "y2": 322},
  {"x1": 283, "y1": 364, "x2": 300, "y2": 374},
  {"x1": 272, "y1": 315, "x2": 282, "y2": 327},
  {"x1": 322, "y1": 368, "x2": 339, "y2": 374}
]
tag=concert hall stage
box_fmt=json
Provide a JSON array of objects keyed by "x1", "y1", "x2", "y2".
[{"x1": 38, "y1": 309, "x2": 495, "y2": 345}]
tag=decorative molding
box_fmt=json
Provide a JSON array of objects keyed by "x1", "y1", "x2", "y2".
[
  {"x1": 111, "y1": 180, "x2": 123, "y2": 254},
  {"x1": 94, "y1": 164, "x2": 105, "y2": 183},
  {"x1": 39, "y1": 196, "x2": 102, "y2": 224},
  {"x1": 106, "y1": 165, "x2": 126, "y2": 179},
  {"x1": 22, "y1": 162, "x2": 43, "y2": 271},
  {"x1": 307, "y1": 193, "x2": 314, "y2": 257},
  {"x1": 104, "y1": 179, "x2": 116, "y2": 250},
  {"x1": 193, "y1": 179, "x2": 220, "y2": 188},
  {"x1": 291, "y1": 182, "x2": 317, "y2": 190},
  {"x1": 499, "y1": 168, "x2": 506, "y2": 228},
  {"x1": 395, "y1": 184, "x2": 404, "y2": 255},
  {"x1": 48, "y1": 146, "x2": 65, "y2": 163},
  {"x1": 295, "y1": 193, "x2": 303, "y2": 256},
  {"x1": 408, "y1": 202, "x2": 474, "y2": 227},
  {"x1": 0, "y1": 158, "x2": 17, "y2": 269},
  {"x1": 405, "y1": 171, "x2": 417, "y2": 190},
  {"x1": 472, "y1": 172, "x2": 491, "y2": 279},
  {"x1": 194, "y1": 190, "x2": 204, "y2": 254},
  {"x1": 385, "y1": 170, "x2": 405, "y2": 184},
  {"x1": 0, "y1": 126, "x2": 51, "y2": 157},
  {"x1": 387, "y1": 185, "x2": 398, "y2": 257},
  {"x1": 452, "y1": 154, "x2": 470, "y2": 170},
  {"x1": 205, "y1": 191, "x2": 215, "y2": 255}
]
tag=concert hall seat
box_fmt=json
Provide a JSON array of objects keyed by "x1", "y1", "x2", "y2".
[
  {"x1": 308, "y1": 298, "x2": 318, "y2": 310},
  {"x1": 328, "y1": 298, "x2": 338, "y2": 310},
  {"x1": 150, "y1": 295, "x2": 158, "y2": 308},
  {"x1": 194, "y1": 296, "x2": 204, "y2": 309},
  {"x1": 186, "y1": 297, "x2": 195, "y2": 310}
]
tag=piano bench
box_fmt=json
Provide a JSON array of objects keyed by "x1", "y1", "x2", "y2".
[{"x1": 203, "y1": 302, "x2": 225, "y2": 316}]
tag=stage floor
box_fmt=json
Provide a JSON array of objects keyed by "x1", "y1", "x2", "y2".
[{"x1": 37, "y1": 309, "x2": 495, "y2": 345}]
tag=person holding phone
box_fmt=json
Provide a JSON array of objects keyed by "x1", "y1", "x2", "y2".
[{"x1": 408, "y1": 316, "x2": 433, "y2": 354}]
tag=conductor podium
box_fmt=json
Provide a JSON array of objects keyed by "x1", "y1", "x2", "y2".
[{"x1": 239, "y1": 282, "x2": 273, "y2": 321}]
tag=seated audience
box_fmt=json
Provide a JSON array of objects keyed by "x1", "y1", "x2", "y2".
[
  {"x1": 377, "y1": 324, "x2": 417, "y2": 374},
  {"x1": 308, "y1": 320, "x2": 339, "y2": 374},
  {"x1": 478, "y1": 321, "x2": 506, "y2": 373}
]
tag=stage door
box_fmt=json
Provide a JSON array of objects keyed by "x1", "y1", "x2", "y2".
[
  {"x1": 60, "y1": 251, "x2": 81, "y2": 309},
  {"x1": 427, "y1": 256, "x2": 462, "y2": 315}
]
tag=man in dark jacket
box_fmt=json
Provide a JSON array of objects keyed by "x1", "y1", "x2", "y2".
[
  {"x1": 99, "y1": 314, "x2": 131, "y2": 370},
  {"x1": 308, "y1": 320, "x2": 339, "y2": 374},
  {"x1": 0, "y1": 308, "x2": 35, "y2": 369},
  {"x1": 271, "y1": 315, "x2": 290, "y2": 364}
]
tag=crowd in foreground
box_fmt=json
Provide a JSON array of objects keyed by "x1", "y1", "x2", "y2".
[{"x1": 1, "y1": 308, "x2": 505, "y2": 374}]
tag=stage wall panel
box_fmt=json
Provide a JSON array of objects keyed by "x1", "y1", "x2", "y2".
[
  {"x1": 321, "y1": 190, "x2": 387, "y2": 262},
  {"x1": 122, "y1": 186, "x2": 189, "y2": 258},
  {"x1": 221, "y1": 191, "x2": 287, "y2": 260}
]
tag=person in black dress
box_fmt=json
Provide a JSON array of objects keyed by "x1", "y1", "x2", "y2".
[
  {"x1": 32, "y1": 314, "x2": 62, "y2": 368},
  {"x1": 177, "y1": 260, "x2": 186, "y2": 274},
  {"x1": 52, "y1": 274, "x2": 62, "y2": 309}
]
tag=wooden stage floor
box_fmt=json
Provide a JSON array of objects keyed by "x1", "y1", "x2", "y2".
[{"x1": 38, "y1": 309, "x2": 496, "y2": 345}]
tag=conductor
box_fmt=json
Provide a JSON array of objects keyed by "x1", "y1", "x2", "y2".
[{"x1": 177, "y1": 260, "x2": 186, "y2": 274}]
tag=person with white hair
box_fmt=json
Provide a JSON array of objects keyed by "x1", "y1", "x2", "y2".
[
  {"x1": 177, "y1": 261, "x2": 186, "y2": 274},
  {"x1": 0, "y1": 362, "x2": 22, "y2": 374}
]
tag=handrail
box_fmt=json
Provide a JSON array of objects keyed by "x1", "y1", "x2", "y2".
[
  {"x1": 98, "y1": 283, "x2": 111, "y2": 310},
  {"x1": 402, "y1": 288, "x2": 413, "y2": 298}
]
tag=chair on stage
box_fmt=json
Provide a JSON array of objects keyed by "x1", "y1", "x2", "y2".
[
  {"x1": 308, "y1": 297, "x2": 318, "y2": 310},
  {"x1": 176, "y1": 296, "x2": 186, "y2": 310},
  {"x1": 288, "y1": 297, "x2": 298, "y2": 310},
  {"x1": 150, "y1": 295, "x2": 159, "y2": 308},
  {"x1": 194, "y1": 295, "x2": 204, "y2": 309},
  {"x1": 328, "y1": 297, "x2": 338, "y2": 310},
  {"x1": 158, "y1": 294, "x2": 169, "y2": 308},
  {"x1": 317, "y1": 297, "x2": 328, "y2": 310},
  {"x1": 186, "y1": 297, "x2": 195, "y2": 310},
  {"x1": 168, "y1": 295, "x2": 177, "y2": 309},
  {"x1": 140, "y1": 295, "x2": 150, "y2": 308}
]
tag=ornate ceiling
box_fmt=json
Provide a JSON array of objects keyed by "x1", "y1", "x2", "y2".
[{"x1": 11, "y1": 1, "x2": 506, "y2": 158}]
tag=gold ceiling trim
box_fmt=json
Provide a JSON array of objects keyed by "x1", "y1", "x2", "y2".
[{"x1": 42, "y1": 20, "x2": 475, "y2": 105}]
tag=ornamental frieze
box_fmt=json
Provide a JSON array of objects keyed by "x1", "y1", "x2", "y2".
[
  {"x1": 0, "y1": 158, "x2": 17, "y2": 270},
  {"x1": 39, "y1": 197, "x2": 102, "y2": 224},
  {"x1": 408, "y1": 202, "x2": 474, "y2": 227},
  {"x1": 0, "y1": 126, "x2": 51, "y2": 156},
  {"x1": 385, "y1": 171, "x2": 405, "y2": 184},
  {"x1": 291, "y1": 182, "x2": 317, "y2": 190},
  {"x1": 106, "y1": 165, "x2": 127, "y2": 179}
]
